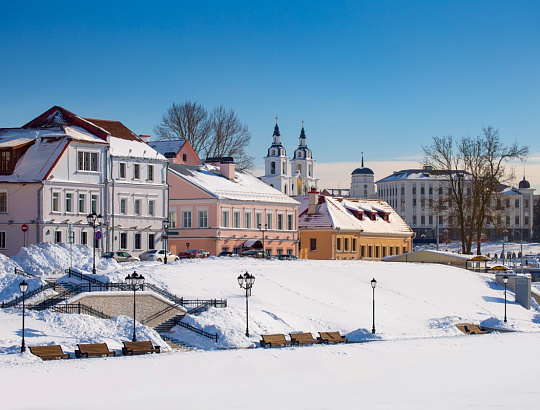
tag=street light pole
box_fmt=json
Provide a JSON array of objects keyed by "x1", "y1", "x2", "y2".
[
  {"x1": 502, "y1": 229, "x2": 508, "y2": 266},
  {"x1": 86, "y1": 212, "x2": 104, "y2": 274},
  {"x1": 371, "y1": 278, "x2": 377, "y2": 334},
  {"x1": 19, "y1": 280, "x2": 28, "y2": 353},
  {"x1": 237, "y1": 272, "x2": 256, "y2": 337},
  {"x1": 259, "y1": 224, "x2": 267, "y2": 255},
  {"x1": 162, "y1": 219, "x2": 169, "y2": 264},
  {"x1": 502, "y1": 275, "x2": 509, "y2": 323},
  {"x1": 125, "y1": 271, "x2": 145, "y2": 342}
]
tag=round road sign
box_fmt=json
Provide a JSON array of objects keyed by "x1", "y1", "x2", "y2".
[
  {"x1": 21, "y1": 224, "x2": 28, "y2": 232},
  {"x1": 95, "y1": 231, "x2": 102, "y2": 240}
]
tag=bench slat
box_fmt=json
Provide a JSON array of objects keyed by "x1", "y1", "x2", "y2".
[
  {"x1": 29, "y1": 345, "x2": 70, "y2": 360},
  {"x1": 75, "y1": 343, "x2": 116, "y2": 358},
  {"x1": 122, "y1": 341, "x2": 161, "y2": 355}
]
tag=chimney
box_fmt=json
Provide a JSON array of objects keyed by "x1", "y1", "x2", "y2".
[
  {"x1": 219, "y1": 157, "x2": 235, "y2": 180},
  {"x1": 308, "y1": 189, "x2": 319, "y2": 215},
  {"x1": 139, "y1": 134, "x2": 151, "y2": 143}
]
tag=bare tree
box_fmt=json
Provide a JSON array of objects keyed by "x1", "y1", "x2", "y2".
[
  {"x1": 423, "y1": 127, "x2": 528, "y2": 254},
  {"x1": 154, "y1": 102, "x2": 255, "y2": 170},
  {"x1": 153, "y1": 101, "x2": 211, "y2": 155},
  {"x1": 206, "y1": 105, "x2": 255, "y2": 170}
]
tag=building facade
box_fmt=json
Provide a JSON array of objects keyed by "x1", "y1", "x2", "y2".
[
  {"x1": 350, "y1": 154, "x2": 376, "y2": 199},
  {"x1": 261, "y1": 120, "x2": 318, "y2": 196},
  {"x1": 0, "y1": 106, "x2": 168, "y2": 257},
  {"x1": 167, "y1": 157, "x2": 300, "y2": 256}
]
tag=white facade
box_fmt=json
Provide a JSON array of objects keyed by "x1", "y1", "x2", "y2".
[
  {"x1": 0, "y1": 107, "x2": 168, "y2": 257},
  {"x1": 261, "y1": 121, "x2": 318, "y2": 196},
  {"x1": 350, "y1": 155, "x2": 376, "y2": 198},
  {"x1": 376, "y1": 166, "x2": 535, "y2": 242}
]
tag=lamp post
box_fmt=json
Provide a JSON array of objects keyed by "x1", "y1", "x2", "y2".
[
  {"x1": 371, "y1": 278, "x2": 377, "y2": 334},
  {"x1": 125, "y1": 271, "x2": 145, "y2": 342},
  {"x1": 502, "y1": 275, "x2": 509, "y2": 323},
  {"x1": 258, "y1": 224, "x2": 267, "y2": 255},
  {"x1": 162, "y1": 219, "x2": 169, "y2": 264},
  {"x1": 502, "y1": 229, "x2": 508, "y2": 266},
  {"x1": 513, "y1": 229, "x2": 523, "y2": 272},
  {"x1": 19, "y1": 280, "x2": 28, "y2": 353},
  {"x1": 237, "y1": 272, "x2": 255, "y2": 337},
  {"x1": 86, "y1": 211, "x2": 104, "y2": 274}
]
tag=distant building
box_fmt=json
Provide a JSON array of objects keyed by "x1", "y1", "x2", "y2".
[
  {"x1": 376, "y1": 166, "x2": 535, "y2": 241},
  {"x1": 148, "y1": 139, "x2": 200, "y2": 166},
  {"x1": 350, "y1": 153, "x2": 376, "y2": 199},
  {"x1": 167, "y1": 157, "x2": 299, "y2": 256},
  {"x1": 260, "y1": 119, "x2": 318, "y2": 196},
  {"x1": 297, "y1": 190, "x2": 413, "y2": 260},
  {"x1": 0, "y1": 106, "x2": 168, "y2": 256}
]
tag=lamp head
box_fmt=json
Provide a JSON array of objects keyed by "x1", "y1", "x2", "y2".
[
  {"x1": 371, "y1": 278, "x2": 377, "y2": 289},
  {"x1": 19, "y1": 280, "x2": 28, "y2": 293},
  {"x1": 502, "y1": 275, "x2": 509, "y2": 284}
]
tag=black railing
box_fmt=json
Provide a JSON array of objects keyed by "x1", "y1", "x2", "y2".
[
  {"x1": 14, "y1": 267, "x2": 37, "y2": 278},
  {"x1": 65, "y1": 267, "x2": 111, "y2": 287},
  {"x1": 187, "y1": 302, "x2": 211, "y2": 315},
  {"x1": 173, "y1": 317, "x2": 219, "y2": 342},
  {"x1": 142, "y1": 303, "x2": 185, "y2": 325},
  {"x1": 183, "y1": 299, "x2": 228, "y2": 308},
  {"x1": 1, "y1": 283, "x2": 59, "y2": 308},
  {"x1": 51, "y1": 303, "x2": 112, "y2": 319}
]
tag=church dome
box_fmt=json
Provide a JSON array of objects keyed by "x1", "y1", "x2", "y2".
[
  {"x1": 519, "y1": 177, "x2": 530, "y2": 189},
  {"x1": 352, "y1": 167, "x2": 374, "y2": 175}
]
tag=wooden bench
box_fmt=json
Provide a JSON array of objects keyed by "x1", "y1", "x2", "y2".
[
  {"x1": 455, "y1": 323, "x2": 490, "y2": 335},
  {"x1": 260, "y1": 334, "x2": 292, "y2": 348},
  {"x1": 75, "y1": 343, "x2": 116, "y2": 358},
  {"x1": 290, "y1": 332, "x2": 319, "y2": 346},
  {"x1": 29, "y1": 345, "x2": 70, "y2": 360},
  {"x1": 122, "y1": 341, "x2": 161, "y2": 356},
  {"x1": 317, "y1": 331, "x2": 348, "y2": 344}
]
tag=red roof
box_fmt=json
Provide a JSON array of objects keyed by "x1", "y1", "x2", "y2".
[{"x1": 83, "y1": 118, "x2": 141, "y2": 142}]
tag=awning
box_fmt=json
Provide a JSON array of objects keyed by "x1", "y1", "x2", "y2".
[{"x1": 243, "y1": 239, "x2": 263, "y2": 249}]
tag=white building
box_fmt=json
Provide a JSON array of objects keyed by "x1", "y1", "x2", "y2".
[
  {"x1": 261, "y1": 120, "x2": 318, "y2": 196},
  {"x1": 0, "y1": 106, "x2": 168, "y2": 257},
  {"x1": 376, "y1": 166, "x2": 535, "y2": 242},
  {"x1": 350, "y1": 154, "x2": 376, "y2": 198}
]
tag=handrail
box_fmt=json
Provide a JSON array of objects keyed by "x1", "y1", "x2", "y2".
[
  {"x1": 143, "y1": 283, "x2": 184, "y2": 304},
  {"x1": 50, "y1": 302, "x2": 112, "y2": 319},
  {"x1": 141, "y1": 302, "x2": 185, "y2": 325},
  {"x1": 187, "y1": 302, "x2": 211, "y2": 315},
  {"x1": 1, "y1": 283, "x2": 58, "y2": 308},
  {"x1": 14, "y1": 267, "x2": 38, "y2": 278},
  {"x1": 65, "y1": 267, "x2": 109, "y2": 287},
  {"x1": 173, "y1": 318, "x2": 219, "y2": 342}
]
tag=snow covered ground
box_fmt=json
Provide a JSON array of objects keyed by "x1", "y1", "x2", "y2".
[{"x1": 1, "y1": 242, "x2": 540, "y2": 409}]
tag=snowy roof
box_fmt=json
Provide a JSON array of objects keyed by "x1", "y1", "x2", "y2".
[
  {"x1": 377, "y1": 168, "x2": 471, "y2": 183},
  {"x1": 297, "y1": 195, "x2": 413, "y2": 235},
  {"x1": 169, "y1": 164, "x2": 299, "y2": 205},
  {"x1": 148, "y1": 140, "x2": 187, "y2": 156},
  {"x1": 108, "y1": 136, "x2": 165, "y2": 160},
  {"x1": 383, "y1": 249, "x2": 473, "y2": 262}
]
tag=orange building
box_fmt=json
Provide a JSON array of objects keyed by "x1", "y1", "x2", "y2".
[{"x1": 298, "y1": 191, "x2": 413, "y2": 260}]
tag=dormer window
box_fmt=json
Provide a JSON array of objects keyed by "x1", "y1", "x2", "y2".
[
  {"x1": 0, "y1": 151, "x2": 10, "y2": 172},
  {"x1": 0, "y1": 142, "x2": 33, "y2": 174}
]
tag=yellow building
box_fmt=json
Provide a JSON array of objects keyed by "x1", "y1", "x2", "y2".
[{"x1": 298, "y1": 191, "x2": 413, "y2": 260}]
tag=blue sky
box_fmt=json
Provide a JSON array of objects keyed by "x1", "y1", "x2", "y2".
[{"x1": 1, "y1": 1, "x2": 539, "y2": 188}]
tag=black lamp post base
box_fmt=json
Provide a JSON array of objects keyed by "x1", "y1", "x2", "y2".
[{"x1": 21, "y1": 344, "x2": 26, "y2": 353}]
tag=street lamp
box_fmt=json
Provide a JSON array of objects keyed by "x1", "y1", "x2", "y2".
[
  {"x1": 513, "y1": 229, "x2": 523, "y2": 272},
  {"x1": 258, "y1": 224, "x2": 267, "y2": 255},
  {"x1": 502, "y1": 229, "x2": 508, "y2": 266},
  {"x1": 237, "y1": 272, "x2": 256, "y2": 337},
  {"x1": 162, "y1": 219, "x2": 169, "y2": 264},
  {"x1": 371, "y1": 278, "x2": 377, "y2": 334},
  {"x1": 86, "y1": 211, "x2": 104, "y2": 274},
  {"x1": 502, "y1": 275, "x2": 509, "y2": 323},
  {"x1": 19, "y1": 280, "x2": 28, "y2": 353},
  {"x1": 125, "y1": 271, "x2": 145, "y2": 342}
]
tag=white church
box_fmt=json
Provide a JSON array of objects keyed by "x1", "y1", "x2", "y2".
[{"x1": 260, "y1": 119, "x2": 318, "y2": 195}]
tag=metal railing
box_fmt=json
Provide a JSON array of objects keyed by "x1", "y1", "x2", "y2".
[
  {"x1": 50, "y1": 302, "x2": 112, "y2": 319},
  {"x1": 14, "y1": 267, "x2": 37, "y2": 278},
  {"x1": 1, "y1": 283, "x2": 59, "y2": 308},
  {"x1": 173, "y1": 317, "x2": 219, "y2": 342}
]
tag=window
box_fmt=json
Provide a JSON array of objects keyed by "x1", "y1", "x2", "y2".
[
  {"x1": 148, "y1": 234, "x2": 155, "y2": 250},
  {"x1": 147, "y1": 165, "x2": 154, "y2": 181},
  {"x1": 134, "y1": 164, "x2": 140, "y2": 180},
  {"x1": 361, "y1": 246, "x2": 365, "y2": 258},
  {"x1": 287, "y1": 214, "x2": 293, "y2": 230},
  {"x1": 0, "y1": 192, "x2": 6, "y2": 213},
  {"x1": 183, "y1": 211, "x2": 192, "y2": 228},
  {"x1": 222, "y1": 210, "x2": 230, "y2": 227},
  {"x1": 81, "y1": 231, "x2": 88, "y2": 245},
  {"x1": 429, "y1": 215, "x2": 433, "y2": 225},
  {"x1": 401, "y1": 187, "x2": 405, "y2": 195},
  {"x1": 271, "y1": 162, "x2": 276, "y2": 174},
  {"x1": 120, "y1": 198, "x2": 127, "y2": 214},
  {"x1": 0, "y1": 151, "x2": 10, "y2": 172},
  {"x1": 55, "y1": 231, "x2": 62, "y2": 243},
  {"x1": 525, "y1": 216, "x2": 529, "y2": 225},
  {"x1": 266, "y1": 213, "x2": 272, "y2": 230},
  {"x1": 52, "y1": 192, "x2": 60, "y2": 212},
  {"x1": 421, "y1": 215, "x2": 425, "y2": 225},
  {"x1": 421, "y1": 187, "x2": 425, "y2": 195},
  {"x1": 78, "y1": 194, "x2": 86, "y2": 213},
  {"x1": 149, "y1": 200, "x2": 155, "y2": 216},
  {"x1": 412, "y1": 199, "x2": 417, "y2": 207},
  {"x1": 169, "y1": 211, "x2": 177, "y2": 228},
  {"x1": 277, "y1": 214, "x2": 284, "y2": 230},
  {"x1": 91, "y1": 194, "x2": 98, "y2": 213},
  {"x1": 337, "y1": 238, "x2": 342, "y2": 251},
  {"x1": 352, "y1": 238, "x2": 357, "y2": 252},
  {"x1": 255, "y1": 213, "x2": 262, "y2": 229},
  {"x1": 429, "y1": 187, "x2": 433, "y2": 195},
  {"x1": 182, "y1": 154, "x2": 187, "y2": 162},
  {"x1": 439, "y1": 187, "x2": 443, "y2": 195},
  {"x1": 412, "y1": 186, "x2": 417, "y2": 195},
  {"x1": 233, "y1": 211, "x2": 241, "y2": 228},
  {"x1": 65, "y1": 193, "x2": 73, "y2": 213},
  {"x1": 525, "y1": 199, "x2": 529, "y2": 208},
  {"x1": 310, "y1": 238, "x2": 317, "y2": 251},
  {"x1": 244, "y1": 212, "x2": 251, "y2": 229},
  {"x1": 134, "y1": 199, "x2": 141, "y2": 215},
  {"x1": 506, "y1": 215, "x2": 510, "y2": 225},
  {"x1": 412, "y1": 215, "x2": 417, "y2": 225},
  {"x1": 198, "y1": 210, "x2": 208, "y2": 228},
  {"x1": 134, "y1": 233, "x2": 141, "y2": 250},
  {"x1": 119, "y1": 163, "x2": 126, "y2": 179},
  {"x1": 515, "y1": 216, "x2": 520, "y2": 225},
  {"x1": 344, "y1": 238, "x2": 349, "y2": 251},
  {"x1": 515, "y1": 199, "x2": 520, "y2": 208},
  {"x1": 78, "y1": 151, "x2": 98, "y2": 172},
  {"x1": 439, "y1": 215, "x2": 444, "y2": 225},
  {"x1": 120, "y1": 233, "x2": 127, "y2": 249}
]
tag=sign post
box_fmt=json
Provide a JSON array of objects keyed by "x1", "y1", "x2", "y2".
[{"x1": 21, "y1": 224, "x2": 28, "y2": 248}]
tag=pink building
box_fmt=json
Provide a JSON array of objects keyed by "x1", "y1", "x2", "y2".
[
  {"x1": 167, "y1": 157, "x2": 299, "y2": 256},
  {"x1": 148, "y1": 139, "x2": 200, "y2": 166}
]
